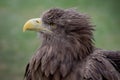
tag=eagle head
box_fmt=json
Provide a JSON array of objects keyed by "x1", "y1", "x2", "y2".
[
  {"x1": 23, "y1": 8, "x2": 94, "y2": 37},
  {"x1": 23, "y1": 8, "x2": 94, "y2": 59}
]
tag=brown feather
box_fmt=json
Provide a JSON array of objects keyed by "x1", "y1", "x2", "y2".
[{"x1": 24, "y1": 8, "x2": 120, "y2": 80}]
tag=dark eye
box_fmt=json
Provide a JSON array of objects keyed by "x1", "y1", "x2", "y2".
[
  {"x1": 36, "y1": 20, "x2": 39, "y2": 23},
  {"x1": 50, "y1": 23, "x2": 54, "y2": 26}
]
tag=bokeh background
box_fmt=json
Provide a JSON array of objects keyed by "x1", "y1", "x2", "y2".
[{"x1": 0, "y1": 0, "x2": 120, "y2": 80}]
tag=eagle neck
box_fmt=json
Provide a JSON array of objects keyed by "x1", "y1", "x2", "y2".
[
  {"x1": 39, "y1": 34, "x2": 94, "y2": 77},
  {"x1": 42, "y1": 33, "x2": 94, "y2": 61}
]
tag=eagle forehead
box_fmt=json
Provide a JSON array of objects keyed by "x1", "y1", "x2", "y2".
[{"x1": 42, "y1": 8, "x2": 65, "y2": 24}]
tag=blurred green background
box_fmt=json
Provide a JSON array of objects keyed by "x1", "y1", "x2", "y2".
[{"x1": 0, "y1": 0, "x2": 120, "y2": 80}]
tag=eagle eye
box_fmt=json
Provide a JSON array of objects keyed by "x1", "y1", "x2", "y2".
[{"x1": 49, "y1": 23, "x2": 54, "y2": 26}]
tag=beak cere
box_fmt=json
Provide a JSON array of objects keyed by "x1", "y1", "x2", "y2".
[{"x1": 23, "y1": 18, "x2": 52, "y2": 33}]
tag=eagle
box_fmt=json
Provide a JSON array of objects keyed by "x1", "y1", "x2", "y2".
[{"x1": 23, "y1": 8, "x2": 120, "y2": 80}]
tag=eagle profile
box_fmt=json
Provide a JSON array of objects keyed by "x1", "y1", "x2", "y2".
[{"x1": 23, "y1": 8, "x2": 120, "y2": 80}]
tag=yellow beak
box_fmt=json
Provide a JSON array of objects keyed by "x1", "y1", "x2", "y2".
[{"x1": 23, "y1": 18, "x2": 52, "y2": 33}]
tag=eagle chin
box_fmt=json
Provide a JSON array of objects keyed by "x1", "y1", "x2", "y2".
[{"x1": 23, "y1": 8, "x2": 120, "y2": 80}]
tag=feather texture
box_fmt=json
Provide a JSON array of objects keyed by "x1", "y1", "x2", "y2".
[{"x1": 24, "y1": 8, "x2": 120, "y2": 80}]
